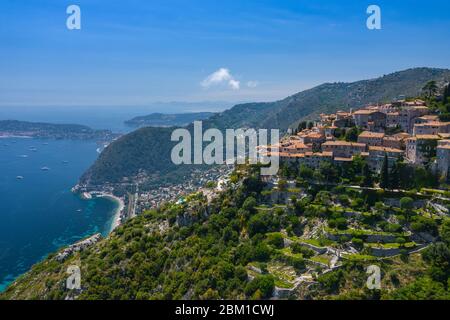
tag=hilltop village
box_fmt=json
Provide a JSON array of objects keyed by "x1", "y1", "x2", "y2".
[{"x1": 261, "y1": 99, "x2": 450, "y2": 180}]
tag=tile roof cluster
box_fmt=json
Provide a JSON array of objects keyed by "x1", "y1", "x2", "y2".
[{"x1": 359, "y1": 131, "x2": 385, "y2": 138}]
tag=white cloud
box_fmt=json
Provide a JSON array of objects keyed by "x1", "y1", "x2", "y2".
[
  {"x1": 247, "y1": 81, "x2": 259, "y2": 88},
  {"x1": 201, "y1": 68, "x2": 240, "y2": 90},
  {"x1": 228, "y1": 79, "x2": 240, "y2": 90}
]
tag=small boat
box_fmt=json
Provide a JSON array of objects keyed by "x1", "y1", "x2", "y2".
[
  {"x1": 19, "y1": 155, "x2": 29, "y2": 158},
  {"x1": 62, "y1": 160, "x2": 69, "y2": 164},
  {"x1": 81, "y1": 192, "x2": 92, "y2": 200},
  {"x1": 41, "y1": 166, "x2": 50, "y2": 171},
  {"x1": 76, "y1": 209, "x2": 82, "y2": 213},
  {"x1": 16, "y1": 176, "x2": 24, "y2": 180}
]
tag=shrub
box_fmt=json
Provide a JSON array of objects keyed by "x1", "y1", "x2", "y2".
[
  {"x1": 400, "y1": 197, "x2": 414, "y2": 210},
  {"x1": 244, "y1": 275, "x2": 275, "y2": 299},
  {"x1": 351, "y1": 238, "x2": 364, "y2": 249},
  {"x1": 291, "y1": 243, "x2": 315, "y2": 258},
  {"x1": 266, "y1": 233, "x2": 285, "y2": 249}
]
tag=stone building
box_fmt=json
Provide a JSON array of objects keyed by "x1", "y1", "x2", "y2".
[
  {"x1": 358, "y1": 131, "x2": 385, "y2": 147},
  {"x1": 406, "y1": 135, "x2": 440, "y2": 165},
  {"x1": 368, "y1": 146, "x2": 404, "y2": 172},
  {"x1": 437, "y1": 140, "x2": 450, "y2": 179},
  {"x1": 321, "y1": 141, "x2": 366, "y2": 158},
  {"x1": 353, "y1": 110, "x2": 386, "y2": 131}
]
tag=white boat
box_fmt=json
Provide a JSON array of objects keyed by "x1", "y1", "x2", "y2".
[
  {"x1": 41, "y1": 166, "x2": 50, "y2": 171},
  {"x1": 81, "y1": 192, "x2": 92, "y2": 200},
  {"x1": 16, "y1": 176, "x2": 24, "y2": 180}
]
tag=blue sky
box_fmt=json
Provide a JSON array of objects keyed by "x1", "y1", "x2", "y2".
[{"x1": 0, "y1": 0, "x2": 449, "y2": 107}]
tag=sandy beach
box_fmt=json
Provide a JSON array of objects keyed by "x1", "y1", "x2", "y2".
[
  {"x1": 77, "y1": 190, "x2": 125, "y2": 233},
  {"x1": 97, "y1": 193, "x2": 125, "y2": 232}
]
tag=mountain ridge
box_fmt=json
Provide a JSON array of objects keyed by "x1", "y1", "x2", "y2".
[{"x1": 81, "y1": 67, "x2": 450, "y2": 187}]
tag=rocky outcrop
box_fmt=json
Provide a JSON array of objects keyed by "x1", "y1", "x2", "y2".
[{"x1": 56, "y1": 234, "x2": 102, "y2": 262}]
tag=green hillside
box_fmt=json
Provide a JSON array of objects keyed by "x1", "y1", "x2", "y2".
[{"x1": 3, "y1": 165, "x2": 449, "y2": 300}]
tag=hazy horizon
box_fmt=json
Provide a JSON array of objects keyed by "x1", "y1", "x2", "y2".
[{"x1": 1, "y1": 0, "x2": 450, "y2": 107}]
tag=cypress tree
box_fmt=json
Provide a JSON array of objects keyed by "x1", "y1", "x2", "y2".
[
  {"x1": 380, "y1": 154, "x2": 389, "y2": 189},
  {"x1": 362, "y1": 163, "x2": 373, "y2": 187},
  {"x1": 389, "y1": 158, "x2": 401, "y2": 189}
]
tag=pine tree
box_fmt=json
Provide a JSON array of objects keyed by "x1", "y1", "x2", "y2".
[
  {"x1": 422, "y1": 80, "x2": 438, "y2": 99},
  {"x1": 443, "y1": 84, "x2": 450, "y2": 102},
  {"x1": 380, "y1": 154, "x2": 389, "y2": 189}
]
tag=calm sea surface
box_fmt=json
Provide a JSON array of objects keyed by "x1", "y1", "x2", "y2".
[
  {"x1": 0, "y1": 138, "x2": 117, "y2": 292},
  {"x1": 0, "y1": 105, "x2": 216, "y2": 292}
]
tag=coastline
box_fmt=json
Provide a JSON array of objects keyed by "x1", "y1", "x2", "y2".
[
  {"x1": 97, "y1": 193, "x2": 125, "y2": 233},
  {"x1": 76, "y1": 189, "x2": 125, "y2": 234}
]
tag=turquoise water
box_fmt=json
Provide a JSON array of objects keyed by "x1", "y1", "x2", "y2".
[{"x1": 0, "y1": 138, "x2": 118, "y2": 292}]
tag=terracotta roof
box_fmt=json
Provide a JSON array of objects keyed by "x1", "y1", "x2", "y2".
[
  {"x1": 438, "y1": 139, "x2": 450, "y2": 145},
  {"x1": 322, "y1": 141, "x2": 366, "y2": 147},
  {"x1": 369, "y1": 146, "x2": 403, "y2": 153},
  {"x1": 358, "y1": 131, "x2": 385, "y2": 138},
  {"x1": 415, "y1": 121, "x2": 450, "y2": 127},
  {"x1": 361, "y1": 152, "x2": 370, "y2": 157},
  {"x1": 415, "y1": 134, "x2": 441, "y2": 140},
  {"x1": 306, "y1": 133, "x2": 325, "y2": 139},
  {"x1": 383, "y1": 136, "x2": 401, "y2": 141},
  {"x1": 353, "y1": 109, "x2": 375, "y2": 115},
  {"x1": 320, "y1": 151, "x2": 333, "y2": 157},
  {"x1": 267, "y1": 151, "x2": 334, "y2": 159},
  {"x1": 393, "y1": 133, "x2": 411, "y2": 139},
  {"x1": 418, "y1": 115, "x2": 439, "y2": 120},
  {"x1": 309, "y1": 151, "x2": 333, "y2": 158},
  {"x1": 292, "y1": 142, "x2": 311, "y2": 149},
  {"x1": 334, "y1": 157, "x2": 353, "y2": 162}
]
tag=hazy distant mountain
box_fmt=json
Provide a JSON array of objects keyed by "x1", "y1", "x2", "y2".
[
  {"x1": 81, "y1": 67, "x2": 450, "y2": 186},
  {"x1": 125, "y1": 112, "x2": 215, "y2": 128}
]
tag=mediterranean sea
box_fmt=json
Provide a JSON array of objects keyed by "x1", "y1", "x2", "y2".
[
  {"x1": 0, "y1": 103, "x2": 226, "y2": 292},
  {"x1": 0, "y1": 138, "x2": 118, "y2": 292}
]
